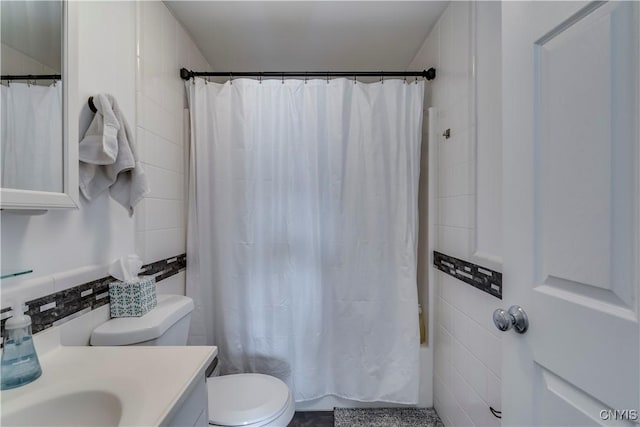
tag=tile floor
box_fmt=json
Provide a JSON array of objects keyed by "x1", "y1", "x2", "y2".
[{"x1": 288, "y1": 411, "x2": 335, "y2": 427}]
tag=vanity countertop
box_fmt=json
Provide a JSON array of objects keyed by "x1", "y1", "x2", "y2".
[{"x1": 1, "y1": 327, "x2": 217, "y2": 426}]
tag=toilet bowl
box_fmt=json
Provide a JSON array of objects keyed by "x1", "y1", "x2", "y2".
[
  {"x1": 90, "y1": 294, "x2": 295, "y2": 427},
  {"x1": 207, "y1": 374, "x2": 295, "y2": 427}
]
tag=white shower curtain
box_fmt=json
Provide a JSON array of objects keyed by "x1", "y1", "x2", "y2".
[
  {"x1": 1, "y1": 82, "x2": 63, "y2": 191},
  {"x1": 186, "y1": 77, "x2": 424, "y2": 403}
]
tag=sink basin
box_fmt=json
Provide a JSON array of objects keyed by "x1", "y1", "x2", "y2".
[
  {"x1": 1, "y1": 390, "x2": 122, "y2": 426},
  {"x1": 0, "y1": 327, "x2": 216, "y2": 426}
]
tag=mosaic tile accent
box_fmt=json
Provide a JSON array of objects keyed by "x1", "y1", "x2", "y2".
[
  {"x1": 0, "y1": 254, "x2": 186, "y2": 338},
  {"x1": 140, "y1": 253, "x2": 186, "y2": 282},
  {"x1": 433, "y1": 251, "x2": 502, "y2": 299},
  {"x1": 334, "y1": 408, "x2": 444, "y2": 427}
]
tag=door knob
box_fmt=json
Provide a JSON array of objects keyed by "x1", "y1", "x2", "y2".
[{"x1": 493, "y1": 305, "x2": 528, "y2": 334}]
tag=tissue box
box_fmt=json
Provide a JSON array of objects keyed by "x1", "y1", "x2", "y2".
[{"x1": 109, "y1": 276, "x2": 157, "y2": 318}]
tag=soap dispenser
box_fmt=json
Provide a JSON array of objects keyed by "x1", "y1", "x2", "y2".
[{"x1": 1, "y1": 299, "x2": 42, "y2": 390}]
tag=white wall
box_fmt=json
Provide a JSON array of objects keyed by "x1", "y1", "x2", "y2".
[
  {"x1": 409, "y1": 2, "x2": 503, "y2": 426},
  {"x1": 1, "y1": 1, "x2": 137, "y2": 302},
  {"x1": 1, "y1": 0, "x2": 210, "y2": 305},
  {"x1": 413, "y1": 17, "x2": 438, "y2": 412},
  {"x1": 475, "y1": 2, "x2": 503, "y2": 265},
  {"x1": 135, "y1": 1, "x2": 210, "y2": 296}
]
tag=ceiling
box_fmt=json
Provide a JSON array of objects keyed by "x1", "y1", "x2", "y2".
[{"x1": 164, "y1": 1, "x2": 448, "y2": 72}]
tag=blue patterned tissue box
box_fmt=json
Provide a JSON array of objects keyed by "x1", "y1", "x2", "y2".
[{"x1": 109, "y1": 276, "x2": 157, "y2": 317}]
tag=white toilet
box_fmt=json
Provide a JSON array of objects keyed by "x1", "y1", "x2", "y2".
[{"x1": 90, "y1": 294, "x2": 295, "y2": 427}]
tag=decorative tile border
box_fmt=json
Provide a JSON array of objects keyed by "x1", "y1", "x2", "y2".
[
  {"x1": 433, "y1": 251, "x2": 502, "y2": 299},
  {"x1": 0, "y1": 254, "x2": 187, "y2": 337},
  {"x1": 140, "y1": 253, "x2": 186, "y2": 282}
]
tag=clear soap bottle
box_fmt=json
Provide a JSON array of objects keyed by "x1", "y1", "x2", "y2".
[{"x1": 1, "y1": 299, "x2": 42, "y2": 390}]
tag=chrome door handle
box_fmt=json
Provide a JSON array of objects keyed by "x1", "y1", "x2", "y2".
[{"x1": 493, "y1": 305, "x2": 529, "y2": 334}]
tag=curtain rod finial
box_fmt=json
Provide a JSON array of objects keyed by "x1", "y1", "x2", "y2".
[
  {"x1": 180, "y1": 68, "x2": 192, "y2": 81},
  {"x1": 425, "y1": 68, "x2": 436, "y2": 81}
]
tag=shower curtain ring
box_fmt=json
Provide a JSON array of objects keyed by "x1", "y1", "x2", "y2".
[
  {"x1": 305, "y1": 72, "x2": 308, "y2": 84},
  {"x1": 230, "y1": 72, "x2": 233, "y2": 85},
  {"x1": 415, "y1": 75, "x2": 418, "y2": 84},
  {"x1": 381, "y1": 73, "x2": 384, "y2": 84},
  {"x1": 282, "y1": 73, "x2": 285, "y2": 84},
  {"x1": 259, "y1": 74, "x2": 262, "y2": 84},
  {"x1": 354, "y1": 74, "x2": 357, "y2": 84},
  {"x1": 327, "y1": 73, "x2": 329, "y2": 84}
]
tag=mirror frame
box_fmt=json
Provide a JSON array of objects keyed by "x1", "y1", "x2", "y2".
[{"x1": 0, "y1": 1, "x2": 79, "y2": 211}]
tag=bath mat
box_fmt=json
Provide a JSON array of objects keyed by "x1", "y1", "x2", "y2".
[{"x1": 334, "y1": 407, "x2": 444, "y2": 427}]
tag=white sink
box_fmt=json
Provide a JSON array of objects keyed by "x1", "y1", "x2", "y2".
[
  {"x1": 0, "y1": 327, "x2": 216, "y2": 427},
  {"x1": 2, "y1": 390, "x2": 122, "y2": 426}
]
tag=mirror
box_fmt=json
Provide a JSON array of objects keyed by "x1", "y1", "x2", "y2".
[{"x1": 0, "y1": 0, "x2": 78, "y2": 210}]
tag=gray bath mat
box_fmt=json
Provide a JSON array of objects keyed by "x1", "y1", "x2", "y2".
[{"x1": 334, "y1": 408, "x2": 444, "y2": 427}]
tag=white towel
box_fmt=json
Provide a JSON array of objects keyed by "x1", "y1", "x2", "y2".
[
  {"x1": 79, "y1": 94, "x2": 149, "y2": 215},
  {"x1": 78, "y1": 95, "x2": 119, "y2": 165}
]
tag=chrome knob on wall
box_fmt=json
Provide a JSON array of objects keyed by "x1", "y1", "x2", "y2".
[{"x1": 493, "y1": 305, "x2": 529, "y2": 334}]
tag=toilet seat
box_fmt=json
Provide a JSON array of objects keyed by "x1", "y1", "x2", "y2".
[{"x1": 207, "y1": 374, "x2": 295, "y2": 426}]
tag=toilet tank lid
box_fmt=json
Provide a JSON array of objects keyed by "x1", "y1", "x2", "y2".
[{"x1": 90, "y1": 294, "x2": 194, "y2": 346}]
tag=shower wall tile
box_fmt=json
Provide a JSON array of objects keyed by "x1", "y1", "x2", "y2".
[
  {"x1": 143, "y1": 134, "x2": 184, "y2": 173},
  {"x1": 144, "y1": 228, "x2": 186, "y2": 266},
  {"x1": 439, "y1": 97, "x2": 472, "y2": 138},
  {"x1": 52, "y1": 265, "x2": 109, "y2": 294},
  {"x1": 475, "y1": 1, "x2": 503, "y2": 261},
  {"x1": 439, "y1": 271, "x2": 501, "y2": 338},
  {"x1": 144, "y1": 165, "x2": 184, "y2": 200},
  {"x1": 145, "y1": 199, "x2": 185, "y2": 231},
  {"x1": 486, "y1": 372, "x2": 501, "y2": 414},
  {"x1": 135, "y1": 1, "x2": 206, "y2": 273},
  {"x1": 0, "y1": 254, "x2": 186, "y2": 338},
  {"x1": 438, "y1": 127, "x2": 472, "y2": 170},
  {"x1": 438, "y1": 196, "x2": 473, "y2": 228},
  {"x1": 409, "y1": 2, "x2": 502, "y2": 426},
  {"x1": 1, "y1": 1, "x2": 137, "y2": 298},
  {"x1": 436, "y1": 226, "x2": 472, "y2": 261},
  {"x1": 439, "y1": 161, "x2": 472, "y2": 197},
  {"x1": 156, "y1": 270, "x2": 186, "y2": 296}
]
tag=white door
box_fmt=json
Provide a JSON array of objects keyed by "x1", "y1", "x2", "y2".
[{"x1": 502, "y1": 1, "x2": 639, "y2": 425}]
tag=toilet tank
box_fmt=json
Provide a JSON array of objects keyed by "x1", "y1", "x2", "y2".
[{"x1": 90, "y1": 295, "x2": 194, "y2": 346}]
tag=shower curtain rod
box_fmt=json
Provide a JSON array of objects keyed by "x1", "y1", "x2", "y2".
[
  {"x1": 180, "y1": 67, "x2": 436, "y2": 81},
  {"x1": 1, "y1": 74, "x2": 61, "y2": 81}
]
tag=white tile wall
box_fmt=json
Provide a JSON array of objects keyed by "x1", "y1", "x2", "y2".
[
  {"x1": 1, "y1": 1, "x2": 137, "y2": 293},
  {"x1": 0, "y1": 1, "x2": 203, "y2": 311},
  {"x1": 135, "y1": 1, "x2": 210, "y2": 296},
  {"x1": 414, "y1": 0, "x2": 440, "y2": 410},
  {"x1": 475, "y1": 1, "x2": 503, "y2": 264},
  {"x1": 409, "y1": 2, "x2": 503, "y2": 425}
]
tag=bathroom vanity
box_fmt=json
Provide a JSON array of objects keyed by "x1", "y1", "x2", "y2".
[{"x1": 0, "y1": 326, "x2": 216, "y2": 426}]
